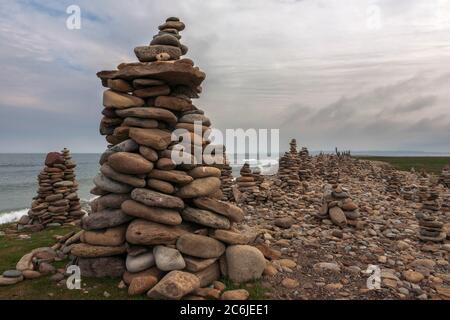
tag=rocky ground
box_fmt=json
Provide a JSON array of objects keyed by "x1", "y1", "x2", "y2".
[
  {"x1": 238, "y1": 159, "x2": 450, "y2": 300},
  {"x1": 0, "y1": 159, "x2": 449, "y2": 300}
]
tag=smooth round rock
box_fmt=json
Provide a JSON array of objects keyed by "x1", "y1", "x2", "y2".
[
  {"x1": 108, "y1": 152, "x2": 153, "y2": 175},
  {"x1": 153, "y1": 246, "x2": 186, "y2": 271},
  {"x1": 176, "y1": 234, "x2": 225, "y2": 259},
  {"x1": 126, "y1": 252, "x2": 156, "y2": 273},
  {"x1": 225, "y1": 245, "x2": 266, "y2": 283}
]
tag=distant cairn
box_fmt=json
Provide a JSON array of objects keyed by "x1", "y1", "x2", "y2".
[{"x1": 18, "y1": 148, "x2": 85, "y2": 231}]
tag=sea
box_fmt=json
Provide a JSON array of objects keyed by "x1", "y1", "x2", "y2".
[{"x1": 0, "y1": 151, "x2": 448, "y2": 225}]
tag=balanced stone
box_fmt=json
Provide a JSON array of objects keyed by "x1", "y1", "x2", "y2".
[
  {"x1": 126, "y1": 252, "x2": 155, "y2": 273},
  {"x1": 176, "y1": 234, "x2": 225, "y2": 259},
  {"x1": 153, "y1": 246, "x2": 186, "y2": 271}
]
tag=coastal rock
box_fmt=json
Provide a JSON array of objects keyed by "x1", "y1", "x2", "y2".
[
  {"x1": 81, "y1": 225, "x2": 127, "y2": 246},
  {"x1": 128, "y1": 275, "x2": 158, "y2": 296},
  {"x1": 94, "y1": 173, "x2": 132, "y2": 193},
  {"x1": 131, "y1": 188, "x2": 184, "y2": 209},
  {"x1": 81, "y1": 209, "x2": 132, "y2": 230},
  {"x1": 71, "y1": 243, "x2": 127, "y2": 258},
  {"x1": 103, "y1": 89, "x2": 145, "y2": 108},
  {"x1": 193, "y1": 197, "x2": 244, "y2": 222},
  {"x1": 176, "y1": 177, "x2": 221, "y2": 198}
]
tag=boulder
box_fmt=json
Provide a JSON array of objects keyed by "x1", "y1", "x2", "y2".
[{"x1": 226, "y1": 245, "x2": 266, "y2": 283}]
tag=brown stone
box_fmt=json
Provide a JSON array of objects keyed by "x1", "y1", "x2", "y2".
[
  {"x1": 81, "y1": 225, "x2": 127, "y2": 246},
  {"x1": 121, "y1": 200, "x2": 182, "y2": 225},
  {"x1": 108, "y1": 152, "x2": 154, "y2": 175},
  {"x1": 147, "y1": 271, "x2": 200, "y2": 300},
  {"x1": 176, "y1": 234, "x2": 225, "y2": 258},
  {"x1": 193, "y1": 197, "x2": 245, "y2": 222},
  {"x1": 126, "y1": 219, "x2": 190, "y2": 245},
  {"x1": 129, "y1": 128, "x2": 172, "y2": 150},
  {"x1": 103, "y1": 89, "x2": 144, "y2": 108},
  {"x1": 176, "y1": 177, "x2": 221, "y2": 198},
  {"x1": 128, "y1": 275, "x2": 158, "y2": 296},
  {"x1": 71, "y1": 243, "x2": 127, "y2": 258}
]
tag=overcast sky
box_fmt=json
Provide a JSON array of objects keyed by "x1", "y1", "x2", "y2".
[{"x1": 0, "y1": 0, "x2": 449, "y2": 153}]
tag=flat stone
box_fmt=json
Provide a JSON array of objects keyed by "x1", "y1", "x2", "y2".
[
  {"x1": 126, "y1": 252, "x2": 155, "y2": 273},
  {"x1": 123, "y1": 117, "x2": 159, "y2": 129},
  {"x1": 71, "y1": 243, "x2": 127, "y2": 258},
  {"x1": 81, "y1": 225, "x2": 127, "y2": 246},
  {"x1": 81, "y1": 209, "x2": 132, "y2": 230},
  {"x1": 147, "y1": 271, "x2": 200, "y2": 300},
  {"x1": 176, "y1": 177, "x2": 221, "y2": 198},
  {"x1": 313, "y1": 262, "x2": 341, "y2": 273},
  {"x1": 134, "y1": 85, "x2": 171, "y2": 98},
  {"x1": 153, "y1": 246, "x2": 186, "y2": 271},
  {"x1": 194, "y1": 262, "x2": 221, "y2": 287},
  {"x1": 183, "y1": 256, "x2": 218, "y2": 273},
  {"x1": 281, "y1": 278, "x2": 299, "y2": 289},
  {"x1": 134, "y1": 45, "x2": 181, "y2": 62},
  {"x1": 274, "y1": 217, "x2": 296, "y2": 229},
  {"x1": 226, "y1": 245, "x2": 266, "y2": 283},
  {"x1": 91, "y1": 193, "x2": 131, "y2": 211},
  {"x1": 131, "y1": 188, "x2": 184, "y2": 209},
  {"x1": 181, "y1": 206, "x2": 230, "y2": 229},
  {"x1": 106, "y1": 79, "x2": 133, "y2": 92},
  {"x1": 0, "y1": 275, "x2": 23, "y2": 286},
  {"x1": 158, "y1": 21, "x2": 185, "y2": 31},
  {"x1": 129, "y1": 128, "x2": 173, "y2": 150},
  {"x1": 178, "y1": 113, "x2": 211, "y2": 126},
  {"x1": 110, "y1": 139, "x2": 139, "y2": 152},
  {"x1": 2, "y1": 270, "x2": 22, "y2": 278},
  {"x1": 139, "y1": 146, "x2": 159, "y2": 162},
  {"x1": 22, "y1": 270, "x2": 41, "y2": 279},
  {"x1": 122, "y1": 200, "x2": 182, "y2": 225},
  {"x1": 78, "y1": 257, "x2": 125, "y2": 278},
  {"x1": 193, "y1": 197, "x2": 244, "y2": 222},
  {"x1": 98, "y1": 60, "x2": 206, "y2": 89},
  {"x1": 403, "y1": 270, "x2": 424, "y2": 283},
  {"x1": 126, "y1": 219, "x2": 191, "y2": 246},
  {"x1": 151, "y1": 34, "x2": 180, "y2": 47},
  {"x1": 154, "y1": 96, "x2": 193, "y2": 112},
  {"x1": 133, "y1": 78, "x2": 166, "y2": 88},
  {"x1": 221, "y1": 289, "x2": 249, "y2": 300},
  {"x1": 209, "y1": 229, "x2": 250, "y2": 245},
  {"x1": 108, "y1": 152, "x2": 153, "y2": 175},
  {"x1": 122, "y1": 267, "x2": 163, "y2": 285},
  {"x1": 176, "y1": 234, "x2": 225, "y2": 259},
  {"x1": 103, "y1": 89, "x2": 145, "y2": 108},
  {"x1": 93, "y1": 173, "x2": 132, "y2": 193},
  {"x1": 148, "y1": 169, "x2": 193, "y2": 185},
  {"x1": 100, "y1": 163, "x2": 146, "y2": 187},
  {"x1": 16, "y1": 253, "x2": 34, "y2": 271},
  {"x1": 188, "y1": 166, "x2": 221, "y2": 178},
  {"x1": 147, "y1": 178, "x2": 175, "y2": 194}
]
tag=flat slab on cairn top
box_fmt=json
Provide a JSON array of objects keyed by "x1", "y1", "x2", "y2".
[{"x1": 72, "y1": 16, "x2": 265, "y2": 300}]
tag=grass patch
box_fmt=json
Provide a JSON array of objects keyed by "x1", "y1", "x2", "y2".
[
  {"x1": 354, "y1": 156, "x2": 450, "y2": 174},
  {"x1": 0, "y1": 224, "x2": 143, "y2": 300},
  {"x1": 221, "y1": 278, "x2": 267, "y2": 300}
]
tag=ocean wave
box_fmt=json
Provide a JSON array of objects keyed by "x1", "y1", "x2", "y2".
[{"x1": 0, "y1": 208, "x2": 28, "y2": 225}]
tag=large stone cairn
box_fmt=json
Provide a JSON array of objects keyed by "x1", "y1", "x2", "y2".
[
  {"x1": 278, "y1": 139, "x2": 301, "y2": 190},
  {"x1": 18, "y1": 149, "x2": 84, "y2": 230},
  {"x1": 440, "y1": 165, "x2": 450, "y2": 188},
  {"x1": 71, "y1": 17, "x2": 266, "y2": 300},
  {"x1": 317, "y1": 183, "x2": 361, "y2": 228},
  {"x1": 415, "y1": 179, "x2": 446, "y2": 242}
]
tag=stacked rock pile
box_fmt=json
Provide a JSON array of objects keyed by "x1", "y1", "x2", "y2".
[
  {"x1": 298, "y1": 146, "x2": 313, "y2": 181},
  {"x1": 415, "y1": 180, "x2": 446, "y2": 242},
  {"x1": 317, "y1": 184, "x2": 361, "y2": 228},
  {"x1": 385, "y1": 168, "x2": 402, "y2": 195},
  {"x1": 440, "y1": 165, "x2": 450, "y2": 188},
  {"x1": 70, "y1": 17, "x2": 267, "y2": 300},
  {"x1": 18, "y1": 149, "x2": 84, "y2": 231},
  {"x1": 219, "y1": 151, "x2": 234, "y2": 201},
  {"x1": 278, "y1": 139, "x2": 301, "y2": 190},
  {"x1": 252, "y1": 167, "x2": 269, "y2": 204},
  {"x1": 235, "y1": 163, "x2": 259, "y2": 205}
]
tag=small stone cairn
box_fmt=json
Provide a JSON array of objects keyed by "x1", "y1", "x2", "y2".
[
  {"x1": 415, "y1": 179, "x2": 446, "y2": 242},
  {"x1": 278, "y1": 139, "x2": 301, "y2": 190},
  {"x1": 385, "y1": 168, "x2": 402, "y2": 195},
  {"x1": 70, "y1": 17, "x2": 267, "y2": 300},
  {"x1": 317, "y1": 183, "x2": 361, "y2": 228},
  {"x1": 18, "y1": 149, "x2": 84, "y2": 231},
  {"x1": 219, "y1": 151, "x2": 234, "y2": 201},
  {"x1": 298, "y1": 146, "x2": 313, "y2": 181},
  {"x1": 235, "y1": 162, "x2": 259, "y2": 205},
  {"x1": 439, "y1": 165, "x2": 450, "y2": 188}
]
